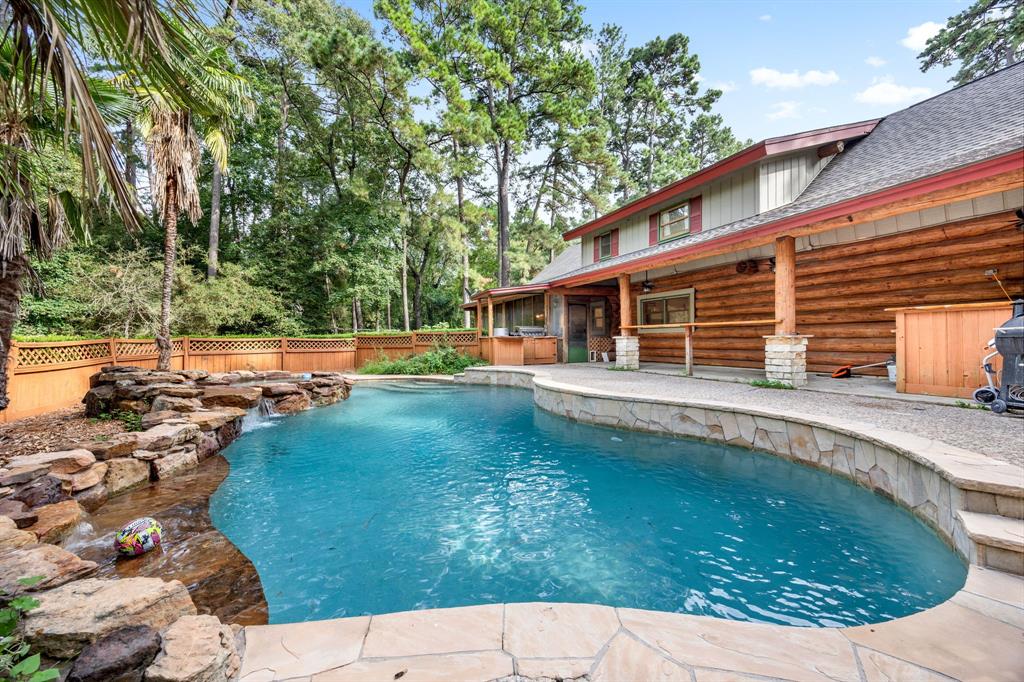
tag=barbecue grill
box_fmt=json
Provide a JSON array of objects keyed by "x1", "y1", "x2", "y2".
[
  {"x1": 973, "y1": 298, "x2": 1024, "y2": 414},
  {"x1": 512, "y1": 326, "x2": 548, "y2": 337}
]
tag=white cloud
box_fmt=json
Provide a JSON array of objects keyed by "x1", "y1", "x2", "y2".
[
  {"x1": 767, "y1": 101, "x2": 801, "y2": 120},
  {"x1": 713, "y1": 80, "x2": 738, "y2": 93},
  {"x1": 750, "y1": 67, "x2": 840, "y2": 89},
  {"x1": 855, "y1": 76, "x2": 933, "y2": 104},
  {"x1": 865, "y1": 56, "x2": 887, "y2": 67},
  {"x1": 759, "y1": 14, "x2": 772, "y2": 22},
  {"x1": 901, "y1": 21, "x2": 943, "y2": 51}
]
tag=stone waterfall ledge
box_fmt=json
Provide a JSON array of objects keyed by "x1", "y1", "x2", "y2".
[{"x1": 457, "y1": 366, "x2": 1024, "y2": 571}]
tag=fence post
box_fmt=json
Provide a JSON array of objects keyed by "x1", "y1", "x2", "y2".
[
  {"x1": 280, "y1": 337, "x2": 288, "y2": 371},
  {"x1": 183, "y1": 336, "x2": 191, "y2": 370},
  {"x1": 108, "y1": 338, "x2": 117, "y2": 365}
]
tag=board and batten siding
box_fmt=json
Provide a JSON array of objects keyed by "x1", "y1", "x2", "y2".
[
  {"x1": 758, "y1": 152, "x2": 831, "y2": 213},
  {"x1": 581, "y1": 150, "x2": 832, "y2": 265}
]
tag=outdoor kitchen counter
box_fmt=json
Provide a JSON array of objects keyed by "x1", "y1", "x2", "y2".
[{"x1": 482, "y1": 335, "x2": 558, "y2": 366}]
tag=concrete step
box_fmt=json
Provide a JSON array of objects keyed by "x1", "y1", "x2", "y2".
[{"x1": 958, "y1": 510, "x2": 1024, "y2": 575}]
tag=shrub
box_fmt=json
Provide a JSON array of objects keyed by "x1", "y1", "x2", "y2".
[
  {"x1": 357, "y1": 346, "x2": 486, "y2": 376},
  {"x1": 750, "y1": 379, "x2": 795, "y2": 390}
]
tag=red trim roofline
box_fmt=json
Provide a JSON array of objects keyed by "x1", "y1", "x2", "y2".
[
  {"x1": 553, "y1": 149, "x2": 1023, "y2": 287},
  {"x1": 562, "y1": 118, "x2": 881, "y2": 241},
  {"x1": 469, "y1": 283, "x2": 550, "y2": 302}
]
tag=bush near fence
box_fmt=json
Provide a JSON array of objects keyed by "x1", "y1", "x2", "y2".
[{"x1": 2, "y1": 331, "x2": 481, "y2": 422}]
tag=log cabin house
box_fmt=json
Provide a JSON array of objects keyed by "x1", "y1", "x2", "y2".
[{"x1": 467, "y1": 64, "x2": 1024, "y2": 394}]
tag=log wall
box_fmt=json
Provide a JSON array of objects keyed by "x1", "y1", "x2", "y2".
[{"x1": 631, "y1": 211, "x2": 1024, "y2": 374}]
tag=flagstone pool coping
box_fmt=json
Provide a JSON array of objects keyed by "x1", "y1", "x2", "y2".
[{"x1": 239, "y1": 368, "x2": 1024, "y2": 681}]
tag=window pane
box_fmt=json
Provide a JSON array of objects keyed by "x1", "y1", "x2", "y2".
[
  {"x1": 665, "y1": 296, "x2": 691, "y2": 324},
  {"x1": 599, "y1": 233, "x2": 611, "y2": 259},
  {"x1": 642, "y1": 299, "x2": 664, "y2": 325},
  {"x1": 659, "y1": 202, "x2": 690, "y2": 241},
  {"x1": 660, "y1": 203, "x2": 689, "y2": 226}
]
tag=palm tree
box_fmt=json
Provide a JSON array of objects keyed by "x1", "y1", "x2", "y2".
[
  {"x1": 133, "y1": 55, "x2": 251, "y2": 369},
  {"x1": 0, "y1": 0, "x2": 213, "y2": 409}
]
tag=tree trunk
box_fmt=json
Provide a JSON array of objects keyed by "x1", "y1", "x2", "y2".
[
  {"x1": 0, "y1": 254, "x2": 29, "y2": 411},
  {"x1": 156, "y1": 179, "x2": 179, "y2": 371},
  {"x1": 496, "y1": 148, "x2": 511, "y2": 287},
  {"x1": 401, "y1": 233, "x2": 410, "y2": 331},
  {"x1": 207, "y1": 162, "x2": 222, "y2": 279},
  {"x1": 387, "y1": 299, "x2": 392, "y2": 329},
  {"x1": 412, "y1": 272, "x2": 423, "y2": 330},
  {"x1": 122, "y1": 121, "x2": 136, "y2": 188},
  {"x1": 457, "y1": 171, "x2": 472, "y2": 328},
  {"x1": 274, "y1": 86, "x2": 289, "y2": 213},
  {"x1": 354, "y1": 298, "x2": 363, "y2": 331}
]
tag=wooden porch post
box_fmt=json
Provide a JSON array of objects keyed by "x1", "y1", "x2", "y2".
[
  {"x1": 475, "y1": 301, "x2": 482, "y2": 332},
  {"x1": 774, "y1": 236, "x2": 796, "y2": 335},
  {"x1": 617, "y1": 274, "x2": 631, "y2": 336},
  {"x1": 487, "y1": 297, "x2": 494, "y2": 337}
]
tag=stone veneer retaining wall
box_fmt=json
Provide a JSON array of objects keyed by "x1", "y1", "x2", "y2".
[{"x1": 456, "y1": 367, "x2": 1024, "y2": 573}]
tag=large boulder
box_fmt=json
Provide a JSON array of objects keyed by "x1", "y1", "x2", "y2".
[
  {"x1": 11, "y1": 475, "x2": 69, "y2": 509},
  {"x1": 200, "y1": 385, "x2": 261, "y2": 409},
  {"x1": 96, "y1": 371, "x2": 185, "y2": 385},
  {"x1": 28, "y1": 500, "x2": 86, "y2": 544},
  {"x1": 0, "y1": 515, "x2": 38, "y2": 549},
  {"x1": 151, "y1": 395, "x2": 203, "y2": 413},
  {"x1": 175, "y1": 369, "x2": 209, "y2": 381},
  {"x1": 151, "y1": 446, "x2": 199, "y2": 480},
  {"x1": 67, "y1": 625, "x2": 162, "y2": 682},
  {"x1": 145, "y1": 615, "x2": 240, "y2": 682},
  {"x1": 22, "y1": 577, "x2": 196, "y2": 659},
  {"x1": 273, "y1": 392, "x2": 311, "y2": 414},
  {"x1": 135, "y1": 423, "x2": 201, "y2": 451},
  {"x1": 140, "y1": 411, "x2": 181, "y2": 430},
  {"x1": 150, "y1": 384, "x2": 203, "y2": 399},
  {"x1": 52, "y1": 462, "x2": 108, "y2": 493},
  {"x1": 182, "y1": 408, "x2": 246, "y2": 432},
  {"x1": 73, "y1": 483, "x2": 109, "y2": 513},
  {"x1": 260, "y1": 382, "x2": 301, "y2": 397},
  {"x1": 0, "y1": 500, "x2": 37, "y2": 528},
  {"x1": 0, "y1": 464, "x2": 48, "y2": 487},
  {"x1": 83, "y1": 384, "x2": 115, "y2": 417},
  {"x1": 199, "y1": 373, "x2": 241, "y2": 386},
  {"x1": 7, "y1": 449, "x2": 95, "y2": 475},
  {"x1": 104, "y1": 458, "x2": 152, "y2": 496},
  {"x1": 77, "y1": 433, "x2": 142, "y2": 461},
  {"x1": 0, "y1": 543, "x2": 97, "y2": 594}
]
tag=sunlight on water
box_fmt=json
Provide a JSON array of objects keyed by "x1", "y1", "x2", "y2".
[{"x1": 210, "y1": 383, "x2": 966, "y2": 626}]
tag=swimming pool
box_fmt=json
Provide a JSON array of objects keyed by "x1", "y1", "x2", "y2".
[{"x1": 210, "y1": 382, "x2": 965, "y2": 626}]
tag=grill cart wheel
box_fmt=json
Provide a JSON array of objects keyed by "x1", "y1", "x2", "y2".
[
  {"x1": 991, "y1": 399, "x2": 1008, "y2": 414},
  {"x1": 973, "y1": 387, "x2": 998, "y2": 404}
]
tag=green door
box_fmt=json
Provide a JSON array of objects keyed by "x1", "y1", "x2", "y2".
[{"x1": 568, "y1": 303, "x2": 589, "y2": 363}]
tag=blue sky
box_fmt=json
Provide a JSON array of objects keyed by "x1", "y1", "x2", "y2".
[{"x1": 347, "y1": 0, "x2": 964, "y2": 142}]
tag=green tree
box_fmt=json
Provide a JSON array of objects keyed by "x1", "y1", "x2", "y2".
[
  {"x1": 919, "y1": 0, "x2": 1024, "y2": 85},
  {"x1": 377, "y1": 0, "x2": 596, "y2": 287}
]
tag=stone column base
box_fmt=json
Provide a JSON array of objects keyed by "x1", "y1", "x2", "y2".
[
  {"x1": 614, "y1": 336, "x2": 639, "y2": 370},
  {"x1": 763, "y1": 334, "x2": 812, "y2": 387}
]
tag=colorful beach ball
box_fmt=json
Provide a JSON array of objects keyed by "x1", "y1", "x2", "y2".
[{"x1": 115, "y1": 517, "x2": 163, "y2": 557}]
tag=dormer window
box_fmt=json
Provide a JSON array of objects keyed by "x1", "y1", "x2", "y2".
[
  {"x1": 659, "y1": 202, "x2": 690, "y2": 242},
  {"x1": 598, "y1": 232, "x2": 612, "y2": 259}
]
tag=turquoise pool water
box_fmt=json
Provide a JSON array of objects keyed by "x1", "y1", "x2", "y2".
[{"x1": 210, "y1": 382, "x2": 966, "y2": 627}]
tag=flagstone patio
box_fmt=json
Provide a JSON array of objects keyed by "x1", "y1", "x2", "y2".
[{"x1": 237, "y1": 567, "x2": 1022, "y2": 681}]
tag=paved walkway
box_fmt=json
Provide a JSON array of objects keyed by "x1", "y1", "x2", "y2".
[
  {"x1": 524, "y1": 364, "x2": 1023, "y2": 467},
  {"x1": 239, "y1": 567, "x2": 1023, "y2": 681}
]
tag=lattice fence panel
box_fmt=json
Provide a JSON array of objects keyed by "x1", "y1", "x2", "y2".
[
  {"x1": 189, "y1": 338, "x2": 283, "y2": 353},
  {"x1": 588, "y1": 336, "x2": 615, "y2": 353},
  {"x1": 356, "y1": 335, "x2": 414, "y2": 348},
  {"x1": 14, "y1": 341, "x2": 111, "y2": 368},
  {"x1": 116, "y1": 339, "x2": 183, "y2": 356},
  {"x1": 416, "y1": 331, "x2": 479, "y2": 346},
  {"x1": 286, "y1": 338, "x2": 356, "y2": 351}
]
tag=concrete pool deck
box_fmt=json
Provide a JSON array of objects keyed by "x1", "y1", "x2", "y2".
[
  {"x1": 239, "y1": 566, "x2": 1023, "y2": 681},
  {"x1": 239, "y1": 368, "x2": 1024, "y2": 680}
]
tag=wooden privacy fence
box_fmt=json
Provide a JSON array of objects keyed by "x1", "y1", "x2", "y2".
[{"x1": 3, "y1": 331, "x2": 480, "y2": 422}]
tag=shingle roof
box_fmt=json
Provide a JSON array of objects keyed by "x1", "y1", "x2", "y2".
[
  {"x1": 529, "y1": 245, "x2": 582, "y2": 284},
  {"x1": 538, "y1": 63, "x2": 1024, "y2": 284}
]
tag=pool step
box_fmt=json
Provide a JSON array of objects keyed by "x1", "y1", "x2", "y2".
[{"x1": 958, "y1": 511, "x2": 1024, "y2": 575}]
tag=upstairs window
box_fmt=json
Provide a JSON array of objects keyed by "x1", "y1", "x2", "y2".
[
  {"x1": 598, "y1": 232, "x2": 612, "y2": 260},
  {"x1": 659, "y1": 202, "x2": 690, "y2": 242}
]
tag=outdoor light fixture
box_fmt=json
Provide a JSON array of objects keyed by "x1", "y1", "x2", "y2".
[{"x1": 642, "y1": 271, "x2": 654, "y2": 293}]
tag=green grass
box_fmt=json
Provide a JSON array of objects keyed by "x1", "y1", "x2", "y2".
[
  {"x1": 954, "y1": 400, "x2": 989, "y2": 411},
  {"x1": 750, "y1": 379, "x2": 795, "y2": 389},
  {"x1": 357, "y1": 346, "x2": 487, "y2": 376}
]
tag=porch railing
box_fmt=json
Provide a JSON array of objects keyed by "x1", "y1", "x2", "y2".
[{"x1": 620, "y1": 319, "x2": 781, "y2": 376}]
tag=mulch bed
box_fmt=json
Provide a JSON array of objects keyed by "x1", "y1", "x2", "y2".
[{"x1": 0, "y1": 407, "x2": 126, "y2": 464}]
